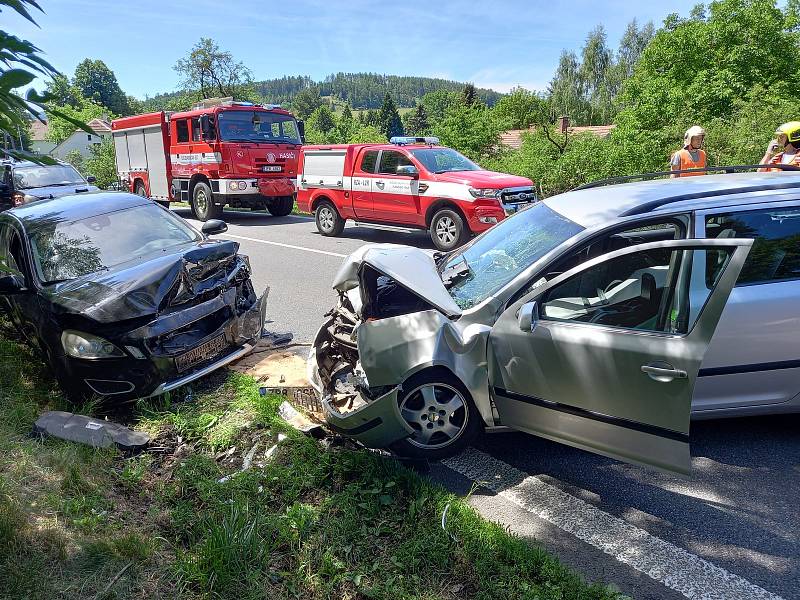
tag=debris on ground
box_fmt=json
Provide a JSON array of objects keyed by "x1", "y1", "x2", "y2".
[
  {"x1": 278, "y1": 401, "x2": 324, "y2": 437},
  {"x1": 229, "y1": 347, "x2": 309, "y2": 387},
  {"x1": 260, "y1": 330, "x2": 294, "y2": 349},
  {"x1": 32, "y1": 411, "x2": 150, "y2": 451}
]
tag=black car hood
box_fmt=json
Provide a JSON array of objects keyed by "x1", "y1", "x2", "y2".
[
  {"x1": 22, "y1": 184, "x2": 100, "y2": 200},
  {"x1": 43, "y1": 239, "x2": 245, "y2": 323}
]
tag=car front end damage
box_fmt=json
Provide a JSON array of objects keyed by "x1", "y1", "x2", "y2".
[{"x1": 308, "y1": 244, "x2": 494, "y2": 450}]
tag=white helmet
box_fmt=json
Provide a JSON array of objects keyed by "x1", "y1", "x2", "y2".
[{"x1": 684, "y1": 125, "x2": 706, "y2": 148}]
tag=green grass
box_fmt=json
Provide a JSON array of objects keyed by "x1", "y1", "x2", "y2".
[{"x1": 0, "y1": 326, "x2": 624, "y2": 599}]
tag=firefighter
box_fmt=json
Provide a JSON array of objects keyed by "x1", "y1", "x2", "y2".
[
  {"x1": 671, "y1": 126, "x2": 707, "y2": 177},
  {"x1": 759, "y1": 122, "x2": 800, "y2": 171}
]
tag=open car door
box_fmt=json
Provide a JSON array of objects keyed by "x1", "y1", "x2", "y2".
[{"x1": 488, "y1": 238, "x2": 752, "y2": 474}]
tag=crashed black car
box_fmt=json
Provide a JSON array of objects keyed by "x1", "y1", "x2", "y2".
[{"x1": 0, "y1": 192, "x2": 266, "y2": 401}]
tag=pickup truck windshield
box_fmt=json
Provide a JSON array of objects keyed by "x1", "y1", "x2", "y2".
[
  {"x1": 442, "y1": 202, "x2": 584, "y2": 310},
  {"x1": 411, "y1": 148, "x2": 480, "y2": 173},
  {"x1": 218, "y1": 110, "x2": 301, "y2": 144},
  {"x1": 13, "y1": 164, "x2": 85, "y2": 190}
]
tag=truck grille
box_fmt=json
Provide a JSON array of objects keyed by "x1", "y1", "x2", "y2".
[{"x1": 501, "y1": 187, "x2": 536, "y2": 204}]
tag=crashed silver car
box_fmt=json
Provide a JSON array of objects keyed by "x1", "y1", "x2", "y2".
[{"x1": 310, "y1": 172, "x2": 800, "y2": 474}]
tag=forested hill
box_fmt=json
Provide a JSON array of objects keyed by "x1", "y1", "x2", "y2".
[{"x1": 144, "y1": 73, "x2": 503, "y2": 110}]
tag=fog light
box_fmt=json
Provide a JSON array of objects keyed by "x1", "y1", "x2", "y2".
[
  {"x1": 228, "y1": 181, "x2": 238, "y2": 191},
  {"x1": 238, "y1": 181, "x2": 248, "y2": 190},
  {"x1": 478, "y1": 216, "x2": 498, "y2": 224}
]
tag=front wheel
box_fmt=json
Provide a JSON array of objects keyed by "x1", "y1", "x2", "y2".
[
  {"x1": 430, "y1": 208, "x2": 469, "y2": 251},
  {"x1": 267, "y1": 195, "x2": 294, "y2": 217},
  {"x1": 315, "y1": 201, "x2": 345, "y2": 236},
  {"x1": 191, "y1": 182, "x2": 222, "y2": 222},
  {"x1": 389, "y1": 370, "x2": 483, "y2": 460}
]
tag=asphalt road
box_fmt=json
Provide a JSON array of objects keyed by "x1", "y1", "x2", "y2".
[{"x1": 180, "y1": 207, "x2": 799, "y2": 600}]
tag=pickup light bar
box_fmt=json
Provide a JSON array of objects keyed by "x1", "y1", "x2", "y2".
[{"x1": 390, "y1": 136, "x2": 440, "y2": 146}]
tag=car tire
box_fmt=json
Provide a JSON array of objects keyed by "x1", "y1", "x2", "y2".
[
  {"x1": 315, "y1": 201, "x2": 345, "y2": 236},
  {"x1": 430, "y1": 208, "x2": 469, "y2": 251},
  {"x1": 267, "y1": 196, "x2": 294, "y2": 217},
  {"x1": 191, "y1": 181, "x2": 222, "y2": 222},
  {"x1": 389, "y1": 370, "x2": 483, "y2": 461}
]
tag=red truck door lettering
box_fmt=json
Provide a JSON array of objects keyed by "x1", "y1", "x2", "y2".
[{"x1": 371, "y1": 150, "x2": 422, "y2": 225}]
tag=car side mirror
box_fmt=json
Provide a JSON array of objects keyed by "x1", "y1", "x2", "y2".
[
  {"x1": 518, "y1": 301, "x2": 538, "y2": 332},
  {"x1": 86, "y1": 175, "x2": 97, "y2": 184},
  {"x1": 202, "y1": 219, "x2": 228, "y2": 236},
  {"x1": 396, "y1": 165, "x2": 419, "y2": 178},
  {"x1": 0, "y1": 273, "x2": 25, "y2": 294},
  {"x1": 200, "y1": 114, "x2": 213, "y2": 139}
]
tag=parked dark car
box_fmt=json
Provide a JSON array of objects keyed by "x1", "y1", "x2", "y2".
[
  {"x1": 0, "y1": 192, "x2": 267, "y2": 401},
  {"x1": 1, "y1": 160, "x2": 99, "y2": 210}
]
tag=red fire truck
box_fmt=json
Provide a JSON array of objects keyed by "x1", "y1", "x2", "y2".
[{"x1": 111, "y1": 100, "x2": 304, "y2": 221}]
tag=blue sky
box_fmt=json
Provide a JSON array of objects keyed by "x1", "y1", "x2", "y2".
[{"x1": 9, "y1": 0, "x2": 699, "y2": 99}]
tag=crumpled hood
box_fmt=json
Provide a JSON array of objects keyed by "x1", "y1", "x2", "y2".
[
  {"x1": 22, "y1": 184, "x2": 100, "y2": 202},
  {"x1": 332, "y1": 244, "x2": 462, "y2": 317},
  {"x1": 44, "y1": 239, "x2": 245, "y2": 323},
  {"x1": 434, "y1": 170, "x2": 533, "y2": 188}
]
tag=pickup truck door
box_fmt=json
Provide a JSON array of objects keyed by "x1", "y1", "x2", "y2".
[
  {"x1": 371, "y1": 150, "x2": 423, "y2": 226},
  {"x1": 350, "y1": 149, "x2": 378, "y2": 220},
  {"x1": 488, "y1": 238, "x2": 752, "y2": 475}
]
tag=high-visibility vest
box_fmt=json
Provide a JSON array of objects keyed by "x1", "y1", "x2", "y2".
[
  {"x1": 674, "y1": 148, "x2": 707, "y2": 176},
  {"x1": 763, "y1": 152, "x2": 800, "y2": 172}
]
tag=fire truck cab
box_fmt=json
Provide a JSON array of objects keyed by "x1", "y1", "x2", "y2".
[
  {"x1": 296, "y1": 137, "x2": 536, "y2": 251},
  {"x1": 112, "y1": 100, "x2": 303, "y2": 221}
]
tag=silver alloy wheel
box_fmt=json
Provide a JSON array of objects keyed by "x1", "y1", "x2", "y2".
[
  {"x1": 435, "y1": 215, "x2": 457, "y2": 246},
  {"x1": 399, "y1": 383, "x2": 469, "y2": 449},
  {"x1": 195, "y1": 188, "x2": 209, "y2": 215},
  {"x1": 318, "y1": 206, "x2": 335, "y2": 232}
]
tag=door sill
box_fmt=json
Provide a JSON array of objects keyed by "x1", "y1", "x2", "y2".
[{"x1": 352, "y1": 220, "x2": 423, "y2": 233}]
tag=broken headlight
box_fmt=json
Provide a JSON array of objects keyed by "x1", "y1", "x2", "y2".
[{"x1": 61, "y1": 330, "x2": 125, "y2": 359}]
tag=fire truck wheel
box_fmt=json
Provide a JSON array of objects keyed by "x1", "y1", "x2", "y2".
[
  {"x1": 430, "y1": 208, "x2": 468, "y2": 251},
  {"x1": 192, "y1": 182, "x2": 222, "y2": 221},
  {"x1": 315, "y1": 201, "x2": 345, "y2": 236},
  {"x1": 267, "y1": 196, "x2": 294, "y2": 217},
  {"x1": 134, "y1": 181, "x2": 147, "y2": 197}
]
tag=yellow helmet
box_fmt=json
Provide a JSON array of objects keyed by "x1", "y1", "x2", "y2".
[
  {"x1": 775, "y1": 122, "x2": 800, "y2": 144},
  {"x1": 684, "y1": 125, "x2": 706, "y2": 148}
]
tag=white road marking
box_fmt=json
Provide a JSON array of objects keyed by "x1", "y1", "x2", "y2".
[
  {"x1": 443, "y1": 448, "x2": 784, "y2": 600},
  {"x1": 223, "y1": 233, "x2": 347, "y2": 258}
]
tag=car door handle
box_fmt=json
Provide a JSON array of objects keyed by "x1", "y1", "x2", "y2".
[
  {"x1": 375, "y1": 181, "x2": 385, "y2": 189},
  {"x1": 641, "y1": 364, "x2": 688, "y2": 380}
]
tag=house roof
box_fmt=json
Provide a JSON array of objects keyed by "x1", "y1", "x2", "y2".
[
  {"x1": 500, "y1": 124, "x2": 616, "y2": 150},
  {"x1": 87, "y1": 118, "x2": 112, "y2": 135},
  {"x1": 30, "y1": 120, "x2": 49, "y2": 141}
]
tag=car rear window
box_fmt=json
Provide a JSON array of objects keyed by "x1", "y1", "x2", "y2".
[
  {"x1": 28, "y1": 204, "x2": 201, "y2": 284},
  {"x1": 705, "y1": 207, "x2": 800, "y2": 285}
]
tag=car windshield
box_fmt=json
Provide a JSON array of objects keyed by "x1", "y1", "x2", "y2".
[
  {"x1": 410, "y1": 148, "x2": 481, "y2": 173},
  {"x1": 217, "y1": 110, "x2": 302, "y2": 144},
  {"x1": 13, "y1": 164, "x2": 85, "y2": 190},
  {"x1": 442, "y1": 202, "x2": 584, "y2": 309},
  {"x1": 28, "y1": 204, "x2": 201, "y2": 284}
]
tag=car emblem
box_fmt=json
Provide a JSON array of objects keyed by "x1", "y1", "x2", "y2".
[
  {"x1": 236, "y1": 151, "x2": 244, "y2": 159},
  {"x1": 267, "y1": 152, "x2": 276, "y2": 163}
]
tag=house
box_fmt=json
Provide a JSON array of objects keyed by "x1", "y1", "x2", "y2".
[
  {"x1": 30, "y1": 117, "x2": 112, "y2": 160},
  {"x1": 500, "y1": 117, "x2": 616, "y2": 150}
]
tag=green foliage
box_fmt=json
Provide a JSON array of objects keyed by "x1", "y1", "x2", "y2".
[
  {"x1": 433, "y1": 102, "x2": 501, "y2": 160},
  {"x1": 73, "y1": 58, "x2": 131, "y2": 115},
  {"x1": 291, "y1": 86, "x2": 324, "y2": 119},
  {"x1": 403, "y1": 103, "x2": 430, "y2": 135},
  {"x1": 45, "y1": 96, "x2": 109, "y2": 144},
  {"x1": 174, "y1": 37, "x2": 255, "y2": 101},
  {"x1": 346, "y1": 124, "x2": 385, "y2": 143},
  {"x1": 420, "y1": 89, "x2": 460, "y2": 126},
  {"x1": 377, "y1": 92, "x2": 403, "y2": 139},
  {"x1": 84, "y1": 138, "x2": 118, "y2": 189},
  {"x1": 493, "y1": 87, "x2": 544, "y2": 130}
]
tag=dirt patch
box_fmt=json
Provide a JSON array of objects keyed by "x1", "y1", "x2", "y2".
[{"x1": 229, "y1": 344, "x2": 309, "y2": 387}]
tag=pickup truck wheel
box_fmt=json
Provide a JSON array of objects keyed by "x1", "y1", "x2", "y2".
[
  {"x1": 430, "y1": 208, "x2": 468, "y2": 251},
  {"x1": 390, "y1": 370, "x2": 482, "y2": 460},
  {"x1": 315, "y1": 201, "x2": 345, "y2": 236},
  {"x1": 267, "y1": 196, "x2": 294, "y2": 217},
  {"x1": 192, "y1": 182, "x2": 222, "y2": 222}
]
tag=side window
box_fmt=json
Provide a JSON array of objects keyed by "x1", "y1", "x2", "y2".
[
  {"x1": 191, "y1": 118, "x2": 202, "y2": 142},
  {"x1": 705, "y1": 207, "x2": 800, "y2": 285},
  {"x1": 377, "y1": 150, "x2": 413, "y2": 175},
  {"x1": 360, "y1": 150, "x2": 378, "y2": 174},
  {"x1": 539, "y1": 247, "x2": 731, "y2": 334},
  {"x1": 0, "y1": 225, "x2": 25, "y2": 277},
  {"x1": 176, "y1": 120, "x2": 189, "y2": 143}
]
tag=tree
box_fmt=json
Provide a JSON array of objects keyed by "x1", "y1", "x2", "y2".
[
  {"x1": 45, "y1": 74, "x2": 80, "y2": 108},
  {"x1": 433, "y1": 103, "x2": 500, "y2": 160},
  {"x1": 291, "y1": 86, "x2": 323, "y2": 120},
  {"x1": 421, "y1": 90, "x2": 460, "y2": 127},
  {"x1": 404, "y1": 103, "x2": 430, "y2": 135},
  {"x1": 308, "y1": 105, "x2": 336, "y2": 134},
  {"x1": 579, "y1": 25, "x2": 613, "y2": 124},
  {"x1": 84, "y1": 138, "x2": 118, "y2": 188},
  {"x1": 377, "y1": 93, "x2": 403, "y2": 139},
  {"x1": 73, "y1": 59, "x2": 130, "y2": 115},
  {"x1": 616, "y1": 19, "x2": 655, "y2": 80},
  {"x1": 461, "y1": 83, "x2": 477, "y2": 107},
  {"x1": 548, "y1": 50, "x2": 587, "y2": 124},
  {"x1": 46, "y1": 96, "x2": 109, "y2": 144},
  {"x1": 174, "y1": 38, "x2": 254, "y2": 100},
  {"x1": 492, "y1": 87, "x2": 543, "y2": 130}
]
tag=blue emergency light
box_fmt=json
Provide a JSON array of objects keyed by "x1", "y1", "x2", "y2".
[{"x1": 390, "y1": 136, "x2": 440, "y2": 146}]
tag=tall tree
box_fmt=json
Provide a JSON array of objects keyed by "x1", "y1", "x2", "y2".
[
  {"x1": 378, "y1": 93, "x2": 403, "y2": 139},
  {"x1": 404, "y1": 103, "x2": 430, "y2": 135},
  {"x1": 174, "y1": 38, "x2": 253, "y2": 100},
  {"x1": 616, "y1": 19, "x2": 655, "y2": 79},
  {"x1": 461, "y1": 83, "x2": 477, "y2": 107},
  {"x1": 492, "y1": 87, "x2": 543, "y2": 130},
  {"x1": 548, "y1": 50, "x2": 586, "y2": 123},
  {"x1": 291, "y1": 86, "x2": 323, "y2": 120},
  {"x1": 420, "y1": 90, "x2": 460, "y2": 126},
  {"x1": 45, "y1": 74, "x2": 80, "y2": 108},
  {"x1": 579, "y1": 25, "x2": 613, "y2": 124},
  {"x1": 73, "y1": 59, "x2": 130, "y2": 115}
]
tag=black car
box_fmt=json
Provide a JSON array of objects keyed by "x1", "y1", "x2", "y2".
[
  {"x1": 0, "y1": 192, "x2": 267, "y2": 401},
  {"x1": 1, "y1": 160, "x2": 99, "y2": 210}
]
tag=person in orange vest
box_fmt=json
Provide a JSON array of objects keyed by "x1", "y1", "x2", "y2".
[
  {"x1": 759, "y1": 122, "x2": 800, "y2": 171},
  {"x1": 670, "y1": 126, "x2": 707, "y2": 177}
]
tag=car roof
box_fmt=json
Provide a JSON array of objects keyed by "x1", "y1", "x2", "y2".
[
  {"x1": 544, "y1": 172, "x2": 800, "y2": 228},
  {"x1": 6, "y1": 191, "x2": 151, "y2": 228},
  {"x1": 8, "y1": 160, "x2": 71, "y2": 169}
]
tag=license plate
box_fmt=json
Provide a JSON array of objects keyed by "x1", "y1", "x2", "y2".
[
  {"x1": 175, "y1": 334, "x2": 228, "y2": 373},
  {"x1": 262, "y1": 165, "x2": 282, "y2": 172}
]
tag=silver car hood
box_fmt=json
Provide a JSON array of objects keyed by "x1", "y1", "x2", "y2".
[{"x1": 331, "y1": 244, "x2": 463, "y2": 318}]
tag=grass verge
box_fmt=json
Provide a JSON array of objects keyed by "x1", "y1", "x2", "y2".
[{"x1": 0, "y1": 327, "x2": 623, "y2": 599}]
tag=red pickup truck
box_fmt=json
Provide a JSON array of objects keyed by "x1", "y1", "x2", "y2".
[{"x1": 295, "y1": 137, "x2": 536, "y2": 250}]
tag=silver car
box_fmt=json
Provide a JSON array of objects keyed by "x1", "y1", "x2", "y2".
[{"x1": 309, "y1": 172, "x2": 800, "y2": 474}]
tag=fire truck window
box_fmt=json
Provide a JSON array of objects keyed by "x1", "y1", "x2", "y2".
[
  {"x1": 378, "y1": 151, "x2": 413, "y2": 175},
  {"x1": 191, "y1": 118, "x2": 202, "y2": 141},
  {"x1": 360, "y1": 151, "x2": 378, "y2": 174},
  {"x1": 176, "y1": 120, "x2": 189, "y2": 143}
]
